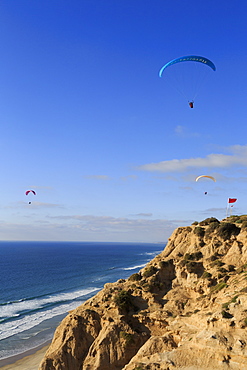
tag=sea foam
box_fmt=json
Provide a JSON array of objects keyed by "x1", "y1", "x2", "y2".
[{"x1": 0, "y1": 287, "x2": 98, "y2": 341}]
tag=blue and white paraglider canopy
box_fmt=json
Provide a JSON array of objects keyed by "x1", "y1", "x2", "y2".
[{"x1": 159, "y1": 55, "x2": 216, "y2": 105}]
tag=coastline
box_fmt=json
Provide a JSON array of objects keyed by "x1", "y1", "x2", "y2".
[
  {"x1": 0, "y1": 242, "x2": 161, "y2": 369},
  {"x1": 0, "y1": 342, "x2": 50, "y2": 370}
]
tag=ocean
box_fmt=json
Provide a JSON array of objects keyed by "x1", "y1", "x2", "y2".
[{"x1": 0, "y1": 241, "x2": 164, "y2": 362}]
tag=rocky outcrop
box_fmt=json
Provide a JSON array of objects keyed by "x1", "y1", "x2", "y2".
[{"x1": 39, "y1": 216, "x2": 247, "y2": 369}]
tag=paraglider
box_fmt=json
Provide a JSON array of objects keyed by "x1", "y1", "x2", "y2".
[
  {"x1": 159, "y1": 56, "x2": 216, "y2": 77},
  {"x1": 195, "y1": 175, "x2": 216, "y2": 182},
  {"x1": 25, "y1": 190, "x2": 36, "y2": 204},
  {"x1": 195, "y1": 175, "x2": 216, "y2": 195},
  {"x1": 159, "y1": 55, "x2": 216, "y2": 106}
]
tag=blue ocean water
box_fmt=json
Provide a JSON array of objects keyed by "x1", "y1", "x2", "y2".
[{"x1": 0, "y1": 241, "x2": 164, "y2": 361}]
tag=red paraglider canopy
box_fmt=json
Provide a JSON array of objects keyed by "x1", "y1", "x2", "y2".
[{"x1": 25, "y1": 190, "x2": 36, "y2": 196}]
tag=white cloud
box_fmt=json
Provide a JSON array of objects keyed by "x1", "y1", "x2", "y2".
[
  {"x1": 137, "y1": 145, "x2": 247, "y2": 173},
  {"x1": 120, "y1": 175, "x2": 137, "y2": 181},
  {"x1": 39, "y1": 214, "x2": 184, "y2": 242},
  {"x1": 132, "y1": 213, "x2": 153, "y2": 217},
  {"x1": 175, "y1": 125, "x2": 201, "y2": 138},
  {"x1": 28, "y1": 186, "x2": 53, "y2": 191},
  {"x1": 5, "y1": 201, "x2": 63, "y2": 209},
  {"x1": 27, "y1": 202, "x2": 64, "y2": 209},
  {"x1": 0, "y1": 215, "x2": 184, "y2": 242},
  {"x1": 84, "y1": 175, "x2": 110, "y2": 181}
]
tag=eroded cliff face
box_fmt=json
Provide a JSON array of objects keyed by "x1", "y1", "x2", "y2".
[{"x1": 39, "y1": 217, "x2": 247, "y2": 369}]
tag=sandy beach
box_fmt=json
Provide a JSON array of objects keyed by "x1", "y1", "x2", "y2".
[{"x1": 0, "y1": 344, "x2": 49, "y2": 370}]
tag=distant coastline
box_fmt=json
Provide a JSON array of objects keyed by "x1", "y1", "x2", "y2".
[{"x1": 0, "y1": 241, "x2": 162, "y2": 367}]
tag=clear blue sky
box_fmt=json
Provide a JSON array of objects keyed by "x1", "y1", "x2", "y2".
[{"x1": 0, "y1": 0, "x2": 246, "y2": 242}]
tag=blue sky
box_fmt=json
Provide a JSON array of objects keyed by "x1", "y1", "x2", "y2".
[{"x1": 0, "y1": 0, "x2": 246, "y2": 242}]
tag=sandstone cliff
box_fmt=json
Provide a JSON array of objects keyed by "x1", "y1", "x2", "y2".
[{"x1": 39, "y1": 216, "x2": 247, "y2": 369}]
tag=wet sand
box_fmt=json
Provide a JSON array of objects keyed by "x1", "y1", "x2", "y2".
[{"x1": 0, "y1": 344, "x2": 50, "y2": 370}]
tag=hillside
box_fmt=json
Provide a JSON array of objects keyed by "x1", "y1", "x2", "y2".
[{"x1": 39, "y1": 216, "x2": 247, "y2": 369}]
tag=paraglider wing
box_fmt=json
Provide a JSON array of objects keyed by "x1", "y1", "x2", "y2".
[
  {"x1": 195, "y1": 175, "x2": 216, "y2": 182},
  {"x1": 25, "y1": 190, "x2": 36, "y2": 195},
  {"x1": 159, "y1": 55, "x2": 216, "y2": 77},
  {"x1": 25, "y1": 190, "x2": 36, "y2": 204}
]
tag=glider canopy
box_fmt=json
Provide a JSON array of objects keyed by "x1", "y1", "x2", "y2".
[
  {"x1": 195, "y1": 175, "x2": 216, "y2": 182},
  {"x1": 159, "y1": 55, "x2": 216, "y2": 77},
  {"x1": 25, "y1": 190, "x2": 36, "y2": 195}
]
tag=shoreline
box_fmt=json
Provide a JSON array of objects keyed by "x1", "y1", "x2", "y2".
[{"x1": 0, "y1": 342, "x2": 50, "y2": 370}]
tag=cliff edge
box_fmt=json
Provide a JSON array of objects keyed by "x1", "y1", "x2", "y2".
[{"x1": 39, "y1": 216, "x2": 247, "y2": 369}]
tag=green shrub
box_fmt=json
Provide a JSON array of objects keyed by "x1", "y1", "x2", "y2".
[
  {"x1": 209, "y1": 253, "x2": 219, "y2": 261},
  {"x1": 211, "y1": 282, "x2": 228, "y2": 292},
  {"x1": 217, "y1": 223, "x2": 240, "y2": 240},
  {"x1": 231, "y1": 295, "x2": 238, "y2": 303},
  {"x1": 159, "y1": 260, "x2": 170, "y2": 268},
  {"x1": 236, "y1": 264, "x2": 247, "y2": 273},
  {"x1": 129, "y1": 273, "x2": 142, "y2": 282},
  {"x1": 186, "y1": 261, "x2": 201, "y2": 274},
  {"x1": 228, "y1": 265, "x2": 235, "y2": 272},
  {"x1": 218, "y1": 267, "x2": 228, "y2": 274},
  {"x1": 241, "y1": 221, "x2": 247, "y2": 230},
  {"x1": 192, "y1": 221, "x2": 198, "y2": 225},
  {"x1": 222, "y1": 310, "x2": 233, "y2": 319},
  {"x1": 114, "y1": 290, "x2": 133, "y2": 312},
  {"x1": 142, "y1": 266, "x2": 158, "y2": 277},
  {"x1": 243, "y1": 318, "x2": 247, "y2": 327},
  {"x1": 211, "y1": 259, "x2": 224, "y2": 267},
  {"x1": 194, "y1": 251, "x2": 203, "y2": 260},
  {"x1": 222, "y1": 296, "x2": 238, "y2": 311},
  {"x1": 222, "y1": 302, "x2": 229, "y2": 310},
  {"x1": 228, "y1": 215, "x2": 241, "y2": 223},
  {"x1": 199, "y1": 217, "x2": 220, "y2": 226},
  {"x1": 194, "y1": 226, "x2": 205, "y2": 237},
  {"x1": 184, "y1": 253, "x2": 191, "y2": 261},
  {"x1": 229, "y1": 215, "x2": 247, "y2": 223},
  {"x1": 184, "y1": 226, "x2": 192, "y2": 232},
  {"x1": 184, "y1": 252, "x2": 203, "y2": 261},
  {"x1": 120, "y1": 331, "x2": 134, "y2": 345},
  {"x1": 202, "y1": 271, "x2": 212, "y2": 279},
  {"x1": 205, "y1": 222, "x2": 220, "y2": 234}
]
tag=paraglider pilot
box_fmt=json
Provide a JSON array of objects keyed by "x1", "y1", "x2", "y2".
[{"x1": 189, "y1": 101, "x2": 194, "y2": 108}]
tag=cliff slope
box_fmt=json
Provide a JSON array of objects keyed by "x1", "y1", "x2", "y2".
[{"x1": 39, "y1": 216, "x2": 247, "y2": 369}]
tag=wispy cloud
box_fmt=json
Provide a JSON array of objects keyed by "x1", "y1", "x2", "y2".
[
  {"x1": 120, "y1": 175, "x2": 137, "y2": 181},
  {"x1": 26, "y1": 202, "x2": 64, "y2": 209},
  {"x1": 175, "y1": 125, "x2": 201, "y2": 138},
  {"x1": 0, "y1": 215, "x2": 188, "y2": 242},
  {"x1": 137, "y1": 145, "x2": 247, "y2": 173},
  {"x1": 84, "y1": 175, "x2": 111, "y2": 181},
  {"x1": 28, "y1": 186, "x2": 54, "y2": 191},
  {"x1": 5, "y1": 201, "x2": 63, "y2": 209},
  {"x1": 132, "y1": 213, "x2": 153, "y2": 217},
  {"x1": 43, "y1": 214, "x2": 183, "y2": 242}
]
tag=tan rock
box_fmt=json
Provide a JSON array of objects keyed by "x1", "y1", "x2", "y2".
[{"x1": 39, "y1": 217, "x2": 247, "y2": 369}]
